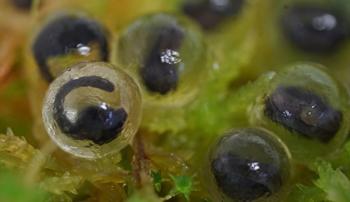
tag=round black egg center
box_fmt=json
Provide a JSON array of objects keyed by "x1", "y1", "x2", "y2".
[
  {"x1": 281, "y1": 4, "x2": 348, "y2": 52},
  {"x1": 211, "y1": 153, "x2": 281, "y2": 201},
  {"x1": 141, "y1": 24, "x2": 184, "y2": 94},
  {"x1": 265, "y1": 86, "x2": 342, "y2": 142}
]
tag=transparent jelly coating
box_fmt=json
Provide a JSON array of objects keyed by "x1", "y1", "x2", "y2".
[
  {"x1": 250, "y1": 63, "x2": 350, "y2": 163},
  {"x1": 117, "y1": 13, "x2": 207, "y2": 107},
  {"x1": 32, "y1": 13, "x2": 109, "y2": 82},
  {"x1": 206, "y1": 128, "x2": 290, "y2": 202},
  {"x1": 42, "y1": 62, "x2": 141, "y2": 159},
  {"x1": 280, "y1": 1, "x2": 349, "y2": 53}
]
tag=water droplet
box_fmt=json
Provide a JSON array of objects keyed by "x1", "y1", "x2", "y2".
[
  {"x1": 160, "y1": 49, "x2": 182, "y2": 64},
  {"x1": 248, "y1": 162, "x2": 260, "y2": 171},
  {"x1": 312, "y1": 14, "x2": 337, "y2": 31},
  {"x1": 77, "y1": 43, "x2": 91, "y2": 56}
]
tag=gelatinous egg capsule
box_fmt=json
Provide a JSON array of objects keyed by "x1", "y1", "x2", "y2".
[
  {"x1": 179, "y1": 0, "x2": 254, "y2": 86},
  {"x1": 116, "y1": 13, "x2": 208, "y2": 132},
  {"x1": 279, "y1": 0, "x2": 350, "y2": 91},
  {"x1": 31, "y1": 13, "x2": 109, "y2": 82},
  {"x1": 181, "y1": 0, "x2": 245, "y2": 30},
  {"x1": 205, "y1": 128, "x2": 291, "y2": 202},
  {"x1": 42, "y1": 62, "x2": 141, "y2": 159},
  {"x1": 250, "y1": 63, "x2": 350, "y2": 163},
  {"x1": 281, "y1": 1, "x2": 349, "y2": 53},
  {"x1": 228, "y1": 0, "x2": 350, "y2": 86},
  {"x1": 117, "y1": 13, "x2": 207, "y2": 103}
]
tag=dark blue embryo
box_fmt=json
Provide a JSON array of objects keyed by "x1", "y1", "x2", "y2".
[{"x1": 53, "y1": 76, "x2": 127, "y2": 145}]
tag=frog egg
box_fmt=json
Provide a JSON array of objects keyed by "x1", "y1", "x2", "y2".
[
  {"x1": 42, "y1": 62, "x2": 141, "y2": 159},
  {"x1": 265, "y1": 85, "x2": 341, "y2": 142},
  {"x1": 250, "y1": 63, "x2": 350, "y2": 163},
  {"x1": 281, "y1": 2, "x2": 349, "y2": 53},
  {"x1": 205, "y1": 128, "x2": 291, "y2": 202},
  {"x1": 117, "y1": 13, "x2": 207, "y2": 107},
  {"x1": 32, "y1": 13, "x2": 109, "y2": 82},
  {"x1": 181, "y1": 0, "x2": 245, "y2": 30},
  {"x1": 224, "y1": 0, "x2": 350, "y2": 86}
]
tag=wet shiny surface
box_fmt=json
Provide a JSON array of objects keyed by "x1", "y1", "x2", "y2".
[
  {"x1": 32, "y1": 14, "x2": 109, "y2": 81},
  {"x1": 53, "y1": 76, "x2": 128, "y2": 145},
  {"x1": 281, "y1": 4, "x2": 348, "y2": 53},
  {"x1": 42, "y1": 62, "x2": 141, "y2": 158},
  {"x1": 265, "y1": 85, "x2": 342, "y2": 142},
  {"x1": 209, "y1": 128, "x2": 290, "y2": 201}
]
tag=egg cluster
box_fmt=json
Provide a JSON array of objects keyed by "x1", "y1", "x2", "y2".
[{"x1": 6, "y1": 0, "x2": 350, "y2": 201}]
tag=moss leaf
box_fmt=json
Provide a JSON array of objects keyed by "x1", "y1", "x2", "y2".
[{"x1": 315, "y1": 161, "x2": 350, "y2": 202}]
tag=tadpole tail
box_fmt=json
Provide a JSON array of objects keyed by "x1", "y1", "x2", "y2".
[{"x1": 53, "y1": 75, "x2": 115, "y2": 133}]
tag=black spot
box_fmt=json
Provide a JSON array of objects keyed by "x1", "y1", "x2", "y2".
[
  {"x1": 53, "y1": 76, "x2": 127, "y2": 145},
  {"x1": 281, "y1": 4, "x2": 349, "y2": 53},
  {"x1": 211, "y1": 153, "x2": 281, "y2": 201},
  {"x1": 140, "y1": 24, "x2": 184, "y2": 94},
  {"x1": 11, "y1": 0, "x2": 32, "y2": 10},
  {"x1": 182, "y1": 0, "x2": 244, "y2": 30},
  {"x1": 265, "y1": 86, "x2": 342, "y2": 142},
  {"x1": 32, "y1": 15, "x2": 109, "y2": 82}
]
